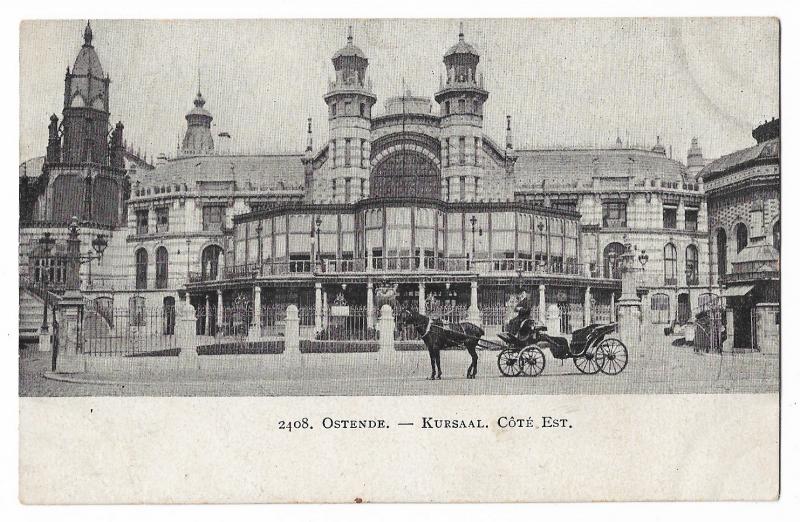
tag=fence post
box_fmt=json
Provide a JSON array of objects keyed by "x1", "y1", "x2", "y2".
[
  {"x1": 546, "y1": 303, "x2": 561, "y2": 336},
  {"x1": 178, "y1": 299, "x2": 199, "y2": 370},
  {"x1": 284, "y1": 305, "x2": 300, "y2": 363},
  {"x1": 378, "y1": 304, "x2": 395, "y2": 352}
]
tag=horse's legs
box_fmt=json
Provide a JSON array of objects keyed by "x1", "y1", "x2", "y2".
[
  {"x1": 466, "y1": 344, "x2": 478, "y2": 379},
  {"x1": 434, "y1": 350, "x2": 442, "y2": 379},
  {"x1": 427, "y1": 348, "x2": 436, "y2": 380}
]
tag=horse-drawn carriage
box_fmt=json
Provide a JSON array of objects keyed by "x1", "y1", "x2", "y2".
[
  {"x1": 396, "y1": 305, "x2": 628, "y2": 380},
  {"x1": 492, "y1": 319, "x2": 628, "y2": 377}
]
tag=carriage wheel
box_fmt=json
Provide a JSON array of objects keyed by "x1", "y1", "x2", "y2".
[
  {"x1": 573, "y1": 344, "x2": 602, "y2": 374},
  {"x1": 497, "y1": 349, "x2": 522, "y2": 377},
  {"x1": 596, "y1": 338, "x2": 629, "y2": 375},
  {"x1": 519, "y1": 347, "x2": 546, "y2": 377}
]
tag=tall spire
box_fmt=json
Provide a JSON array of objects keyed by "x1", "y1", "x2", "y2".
[
  {"x1": 83, "y1": 20, "x2": 93, "y2": 46},
  {"x1": 347, "y1": 25, "x2": 353, "y2": 45},
  {"x1": 459, "y1": 21, "x2": 464, "y2": 41},
  {"x1": 506, "y1": 115, "x2": 513, "y2": 150},
  {"x1": 305, "y1": 118, "x2": 313, "y2": 153}
]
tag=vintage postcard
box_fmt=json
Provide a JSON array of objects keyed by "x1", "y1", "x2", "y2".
[{"x1": 18, "y1": 18, "x2": 780, "y2": 503}]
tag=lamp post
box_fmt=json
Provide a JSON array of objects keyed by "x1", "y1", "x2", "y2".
[
  {"x1": 312, "y1": 215, "x2": 322, "y2": 272},
  {"x1": 469, "y1": 215, "x2": 483, "y2": 271},
  {"x1": 37, "y1": 232, "x2": 56, "y2": 334}
]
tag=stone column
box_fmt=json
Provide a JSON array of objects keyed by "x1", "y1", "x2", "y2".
[
  {"x1": 722, "y1": 307, "x2": 735, "y2": 353},
  {"x1": 546, "y1": 303, "x2": 561, "y2": 335},
  {"x1": 418, "y1": 249, "x2": 426, "y2": 270},
  {"x1": 366, "y1": 280, "x2": 375, "y2": 329},
  {"x1": 314, "y1": 282, "x2": 322, "y2": 333},
  {"x1": 538, "y1": 284, "x2": 547, "y2": 324},
  {"x1": 249, "y1": 286, "x2": 262, "y2": 340},
  {"x1": 284, "y1": 304, "x2": 300, "y2": 364},
  {"x1": 468, "y1": 279, "x2": 481, "y2": 326},
  {"x1": 610, "y1": 292, "x2": 616, "y2": 322},
  {"x1": 584, "y1": 287, "x2": 592, "y2": 326},
  {"x1": 616, "y1": 263, "x2": 642, "y2": 347},
  {"x1": 367, "y1": 249, "x2": 373, "y2": 273},
  {"x1": 204, "y1": 294, "x2": 210, "y2": 335},
  {"x1": 216, "y1": 290, "x2": 223, "y2": 332},
  {"x1": 216, "y1": 251, "x2": 224, "y2": 280},
  {"x1": 322, "y1": 289, "x2": 328, "y2": 329},
  {"x1": 418, "y1": 282, "x2": 426, "y2": 312},
  {"x1": 54, "y1": 296, "x2": 86, "y2": 373},
  {"x1": 178, "y1": 298, "x2": 199, "y2": 370},
  {"x1": 378, "y1": 304, "x2": 395, "y2": 352}
]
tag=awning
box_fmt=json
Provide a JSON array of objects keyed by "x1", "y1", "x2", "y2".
[{"x1": 723, "y1": 284, "x2": 754, "y2": 297}]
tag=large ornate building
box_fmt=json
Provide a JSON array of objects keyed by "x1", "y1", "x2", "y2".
[{"x1": 21, "y1": 22, "x2": 777, "y2": 350}]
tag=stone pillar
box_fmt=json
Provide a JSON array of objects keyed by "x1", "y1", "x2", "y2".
[
  {"x1": 722, "y1": 307, "x2": 735, "y2": 353},
  {"x1": 610, "y1": 292, "x2": 616, "y2": 322},
  {"x1": 54, "y1": 297, "x2": 85, "y2": 373},
  {"x1": 216, "y1": 290, "x2": 223, "y2": 332},
  {"x1": 204, "y1": 294, "x2": 211, "y2": 335},
  {"x1": 249, "y1": 286, "x2": 262, "y2": 340},
  {"x1": 418, "y1": 249, "x2": 426, "y2": 270},
  {"x1": 322, "y1": 289, "x2": 329, "y2": 329},
  {"x1": 217, "y1": 251, "x2": 224, "y2": 280},
  {"x1": 468, "y1": 279, "x2": 481, "y2": 326},
  {"x1": 538, "y1": 284, "x2": 547, "y2": 324},
  {"x1": 584, "y1": 287, "x2": 592, "y2": 325},
  {"x1": 178, "y1": 299, "x2": 199, "y2": 370},
  {"x1": 366, "y1": 280, "x2": 375, "y2": 329},
  {"x1": 546, "y1": 303, "x2": 561, "y2": 335},
  {"x1": 314, "y1": 282, "x2": 322, "y2": 333},
  {"x1": 378, "y1": 304, "x2": 395, "y2": 352},
  {"x1": 617, "y1": 299, "x2": 642, "y2": 347},
  {"x1": 284, "y1": 304, "x2": 300, "y2": 364},
  {"x1": 418, "y1": 282, "x2": 426, "y2": 312}
]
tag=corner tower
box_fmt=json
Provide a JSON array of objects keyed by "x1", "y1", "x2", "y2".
[
  {"x1": 61, "y1": 21, "x2": 111, "y2": 165},
  {"x1": 434, "y1": 23, "x2": 489, "y2": 202},
  {"x1": 322, "y1": 26, "x2": 376, "y2": 203},
  {"x1": 181, "y1": 91, "x2": 215, "y2": 156}
]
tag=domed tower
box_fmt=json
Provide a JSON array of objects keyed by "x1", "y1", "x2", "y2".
[
  {"x1": 181, "y1": 91, "x2": 215, "y2": 156},
  {"x1": 322, "y1": 26, "x2": 376, "y2": 203},
  {"x1": 686, "y1": 137, "x2": 705, "y2": 178},
  {"x1": 60, "y1": 21, "x2": 111, "y2": 165},
  {"x1": 434, "y1": 23, "x2": 489, "y2": 202}
]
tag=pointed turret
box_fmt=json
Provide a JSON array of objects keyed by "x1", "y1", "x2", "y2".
[{"x1": 180, "y1": 91, "x2": 215, "y2": 156}]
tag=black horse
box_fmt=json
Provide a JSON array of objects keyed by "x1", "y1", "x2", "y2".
[{"x1": 397, "y1": 307, "x2": 485, "y2": 380}]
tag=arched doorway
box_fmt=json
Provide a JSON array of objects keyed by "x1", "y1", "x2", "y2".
[
  {"x1": 201, "y1": 245, "x2": 223, "y2": 280},
  {"x1": 603, "y1": 242, "x2": 625, "y2": 279}
]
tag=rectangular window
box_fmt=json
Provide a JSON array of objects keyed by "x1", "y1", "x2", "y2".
[
  {"x1": 459, "y1": 177, "x2": 466, "y2": 201},
  {"x1": 331, "y1": 103, "x2": 337, "y2": 117},
  {"x1": 602, "y1": 202, "x2": 627, "y2": 228},
  {"x1": 685, "y1": 209, "x2": 698, "y2": 232},
  {"x1": 443, "y1": 138, "x2": 449, "y2": 167},
  {"x1": 344, "y1": 138, "x2": 351, "y2": 166},
  {"x1": 155, "y1": 207, "x2": 169, "y2": 233},
  {"x1": 202, "y1": 205, "x2": 225, "y2": 232},
  {"x1": 663, "y1": 207, "x2": 677, "y2": 229},
  {"x1": 344, "y1": 101, "x2": 351, "y2": 115},
  {"x1": 359, "y1": 103, "x2": 365, "y2": 117},
  {"x1": 330, "y1": 140, "x2": 336, "y2": 168},
  {"x1": 474, "y1": 137, "x2": 480, "y2": 166},
  {"x1": 444, "y1": 101, "x2": 450, "y2": 115},
  {"x1": 345, "y1": 178, "x2": 352, "y2": 202},
  {"x1": 458, "y1": 99, "x2": 466, "y2": 113},
  {"x1": 458, "y1": 137, "x2": 466, "y2": 165},
  {"x1": 136, "y1": 209, "x2": 149, "y2": 235}
]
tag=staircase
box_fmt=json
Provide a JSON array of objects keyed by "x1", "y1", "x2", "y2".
[{"x1": 19, "y1": 287, "x2": 44, "y2": 346}]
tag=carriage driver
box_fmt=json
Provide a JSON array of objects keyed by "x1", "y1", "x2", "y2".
[{"x1": 507, "y1": 288, "x2": 532, "y2": 337}]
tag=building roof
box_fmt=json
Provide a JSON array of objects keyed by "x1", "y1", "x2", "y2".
[
  {"x1": 514, "y1": 147, "x2": 687, "y2": 188},
  {"x1": 445, "y1": 26, "x2": 479, "y2": 58},
  {"x1": 700, "y1": 137, "x2": 779, "y2": 179},
  {"x1": 133, "y1": 154, "x2": 305, "y2": 192}
]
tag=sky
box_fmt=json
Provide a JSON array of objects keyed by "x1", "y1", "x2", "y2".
[{"x1": 19, "y1": 18, "x2": 779, "y2": 164}]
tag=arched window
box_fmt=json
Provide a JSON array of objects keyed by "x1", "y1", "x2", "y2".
[
  {"x1": 155, "y1": 246, "x2": 168, "y2": 289},
  {"x1": 685, "y1": 244, "x2": 699, "y2": 285},
  {"x1": 135, "y1": 248, "x2": 148, "y2": 290},
  {"x1": 202, "y1": 245, "x2": 223, "y2": 280},
  {"x1": 651, "y1": 293, "x2": 670, "y2": 324},
  {"x1": 773, "y1": 220, "x2": 780, "y2": 252},
  {"x1": 663, "y1": 243, "x2": 677, "y2": 285},
  {"x1": 603, "y1": 242, "x2": 626, "y2": 279},
  {"x1": 716, "y1": 228, "x2": 727, "y2": 279},
  {"x1": 735, "y1": 222, "x2": 748, "y2": 253},
  {"x1": 698, "y1": 292, "x2": 719, "y2": 311}
]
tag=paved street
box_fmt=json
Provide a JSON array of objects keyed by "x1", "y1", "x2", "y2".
[{"x1": 19, "y1": 338, "x2": 778, "y2": 397}]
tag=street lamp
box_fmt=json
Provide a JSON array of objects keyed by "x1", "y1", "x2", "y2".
[
  {"x1": 469, "y1": 215, "x2": 483, "y2": 270},
  {"x1": 312, "y1": 215, "x2": 322, "y2": 272},
  {"x1": 37, "y1": 232, "x2": 56, "y2": 334}
]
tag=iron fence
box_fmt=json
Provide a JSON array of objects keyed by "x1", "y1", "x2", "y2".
[{"x1": 82, "y1": 306, "x2": 178, "y2": 356}]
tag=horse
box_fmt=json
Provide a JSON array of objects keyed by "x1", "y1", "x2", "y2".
[{"x1": 397, "y1": 306, "x2": 485, "y2": 380}]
